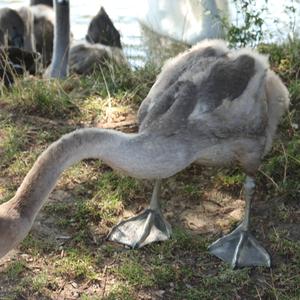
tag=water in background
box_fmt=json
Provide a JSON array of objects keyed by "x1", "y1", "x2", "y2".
[
  {"x1": 0, "y1": 0, "x2": 299, "y2": 67},
  {"x1": 0, "y1": 0, "x2": 147, "y2": 66}
]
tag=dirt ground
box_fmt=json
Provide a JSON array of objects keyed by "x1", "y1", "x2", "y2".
[{"x1": 0, "y1": 78, "x2": 299, "y2": 299}]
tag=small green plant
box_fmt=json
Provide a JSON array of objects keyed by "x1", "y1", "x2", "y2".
[
  {"x1": 0, "y1": 122, "x2": 29, "y2": 167},
  {"x1": 55, "y1": 248, "x2": 98, "y2": 280},
  {"x1": 30, "y1": 273, "x2": 49, "y2": 293},
  {"x1": 2, "y1": 78, "x2": 78, "y2": 118},
  {"x1": 222, "y1": 0, "x2": 267, "y2": 47},
  {"x1": 114, "y1": 257, "x2": 154, "y2": 288},
  {"x1": 104, "y1": 283, "x2": 135, "y2": 300},
  {"x1": 5, "y1": 260, "x2": 26, "y2": 280},
  {"x1": 21, "y1": 233, "x2": 57, "y2": 255}
]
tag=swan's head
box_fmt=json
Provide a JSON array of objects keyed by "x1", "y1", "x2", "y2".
[
  {"x1": 86, "y1": 7, "x2": 122, "y2": 49},
  {"x1": 0, "y1": 199, "x2": 31, "y2": 259}
]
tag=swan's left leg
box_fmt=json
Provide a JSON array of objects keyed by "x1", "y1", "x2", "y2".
[
  {"x1": 208, "y1": 176, "x2": 271, "y2": 268},
  {"x1": 107, "y1": 180, "x2": 172, "y2": 248}
]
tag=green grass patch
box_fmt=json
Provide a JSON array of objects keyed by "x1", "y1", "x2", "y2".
[
  {"x1": 114, "y1": 256, "x2": 154, "y2": 288},
  {"x1": 0, "y1": 121, "x2": 30, "y2": 167},
  {"x1": 1, "y1": 78, "x2": 78, "y2": 119},
  {"x1": 71, "y1": 171, "x2": 142, "y2": 231},
  {"x1": 54, "y1": 248, "x2": 98, "y2": 281},
  {"x1": 20, "y1": 233, "x2": 57, "y2": 256},
  {"x1": 4, "y1": 260, "x2": 26, "y2": 280},
  {"x1": 103, "y1": 283, "x2": 135, "y2": 300}
]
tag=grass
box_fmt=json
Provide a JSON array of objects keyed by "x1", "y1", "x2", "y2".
[
  {"x1": 4, "y1": 260, "x2": 26, "y2": 280},
  {"x1": 0, "y1": 40, "x2": 299, "y2": 299},
  {"x1": 114, "y1": 257, "x2": 155, "y2": 287},
  {"x1": 1, "y1": 78, "x2": 78, "y2": 119},
  {"x1": 0, "y1": 120, "x2": 30, "y2": 167},
  {"x1": 54, "y1": 248, "x2": 99, "y2": 281},
  {"x1": 103, "y1": 284, "x2": 135, "y2": 300}
]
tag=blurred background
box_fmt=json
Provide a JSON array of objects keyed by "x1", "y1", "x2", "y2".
[{"x1": 0, "y1": 0, "x2": 299, "y2": 66}]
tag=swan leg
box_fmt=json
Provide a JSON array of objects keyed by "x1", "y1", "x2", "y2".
[
  {"x1": 208, "y1": 176, "x2": 271, "y2": 268},
  {"x1": 107, "y1": 180, "x2": 172, "y2": 248}
]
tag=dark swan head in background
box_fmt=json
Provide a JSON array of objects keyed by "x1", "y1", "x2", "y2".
[
  {"x1": 70, "y1": 6, "x2": 127, "y2": 75},
  {"x1": 86, "y1": 6, "x2": 122, "y2": 49},
  {"x1": 30, "y1": 0, "x2": 53, "y2": 8},
  {"x1": 41, "y1": 0, "x2": 126, "y2": 77}
]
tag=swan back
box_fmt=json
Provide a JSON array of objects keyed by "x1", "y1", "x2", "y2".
[
  {"x1": 69, "y1": 42, "x2": 127, "y2": 75},
  {"x1": 138, "y1": 40, "x2": 289, "y2": 162},
  {"x1": 138, "y1": 39, "x2": 229, "y2": 126},
  {"x1": 18, "y1": 6, "x2": 36, "y2": 52},
  {"x1": 30, "y1": 4, "x2": 54, "y2": 66},
  {"x1": 0, "y1": 8, "x2": 25, "y2": 48}
]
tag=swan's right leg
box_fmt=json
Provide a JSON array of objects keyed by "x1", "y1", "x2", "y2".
[
  {"x1": 107, "y1": 180, "x2": 172, "y2": 248},
  {"x1": 208, "y1": 176, "x2": 271, "y2": 268}
]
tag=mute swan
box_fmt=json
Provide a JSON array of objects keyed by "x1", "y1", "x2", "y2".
[
  {"x1": 0, "y1": 6, "x2": 36, "y2": 52},
  {"x1": 86, "y1": 7, "x2": 122, "y2": 49},
  {"x1": 138, "y1": 0, "x2": 229, "y2": 45},
  {"x1": 0, "y1": 7, "x2": 39, "y2": 86},
  {"x1": 69, "y1": 6, "x2": 127, "y2": 75},
  {"x1": 17, "y1": 6, "x2": 36, "y2": 52},
  {"x1": 30, "y1": 4, "x2": 54, "y2": 67},
  {"x1": 43, "y1": 1, "x2": 125, "y2": 76},
  {"x1": 0, "y1": 47, "x2": 40, "y2": 86},
  {"x1": 0, "y1": 39, "x2": 289, "y2": 268},
  {"x1": 0, "y1": 8, "x2": 25, "y2": 48}
]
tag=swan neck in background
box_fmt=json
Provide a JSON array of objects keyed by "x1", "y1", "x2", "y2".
[{"x1": 49, "y1": 0, "x2": 70, "y2": 77}]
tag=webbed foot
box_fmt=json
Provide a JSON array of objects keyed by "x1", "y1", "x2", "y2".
[
  {"x1": 107, "y1": 208, "x2": 172, "y2": 248},
  {"x1": 208, "y1": 224, "x2": 271, "y2": 268}
]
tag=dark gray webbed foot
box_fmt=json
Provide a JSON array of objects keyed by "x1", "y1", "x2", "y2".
[
  {"x1": 208, "y1": 223, "x2": 271, "y2": 268},
  {"x1": 209, "y1": 176, "x2": 271, "y2": 268},
  {"x1": 107, "y1": 180, "x2": 171, "y2": 248},
  {"x1": 107, "y1": 208, "x2": 172, "y2": 248}
]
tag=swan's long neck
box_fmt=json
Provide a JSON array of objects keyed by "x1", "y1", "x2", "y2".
[
  {"x1": 11, "y1": 128, "x2": 194, "y2": 224},
  {"x1": 48, "y1": 0, "x2": 69, "y2": 78},
  {"x1": 199, "y1": 0, "x2": 227, "y2": 40},
  {"x1": 18, "y1": 7, "x2": 36, "y2": 52},
  {"x1": 12, "y1": 129, "x2": 126, "y2": 222}
]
